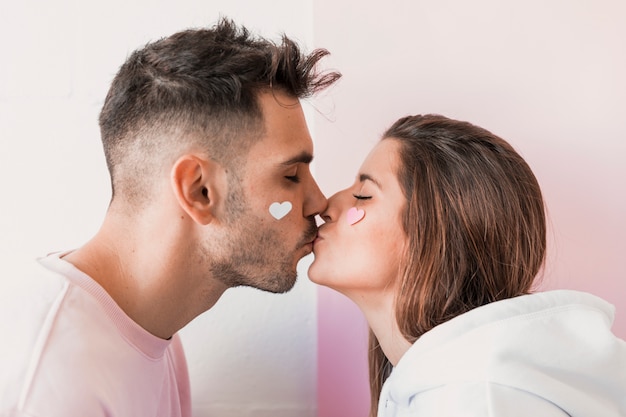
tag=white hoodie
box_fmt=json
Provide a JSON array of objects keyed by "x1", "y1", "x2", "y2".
[{"x1": 378, "y1": 290, "x2": 626, "y2": 417}]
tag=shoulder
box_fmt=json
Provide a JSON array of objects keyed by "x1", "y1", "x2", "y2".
[
  {"x1": 379, "y1": 382, "x2": 570, "y2": 417},
  {"x1": 381, "y1": 291, "x2": 626, "y2": 416},
  {"x1": 0, "y1": 256, "x2": 70, "y2": 389},
  {"x1": 0, "y1": 255, "x2": 116, "y2": 413}
]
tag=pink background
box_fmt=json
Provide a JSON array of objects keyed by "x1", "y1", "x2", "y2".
[{"x1": 313, "y1": 1, "x2": 626, "y2": 416}]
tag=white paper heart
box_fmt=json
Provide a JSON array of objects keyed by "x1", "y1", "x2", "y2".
[{"x1": 269, "y1": 201, "x2": 292, "y2": 220}]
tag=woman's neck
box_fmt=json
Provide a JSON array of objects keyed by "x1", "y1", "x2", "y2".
[{"x1": 353, "y1": 292, "x2": 412, "y2": 366}]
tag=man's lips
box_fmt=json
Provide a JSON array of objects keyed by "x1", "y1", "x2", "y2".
[
  {"x1": 312, "y1": 231, "x2": 324, "y2": 247},
  {"x1": 299, "y1": 230, "x2": 318, "y2": 249},
  {"x1": 300, "y1": 221, "x2": 319, "y2": 248}
]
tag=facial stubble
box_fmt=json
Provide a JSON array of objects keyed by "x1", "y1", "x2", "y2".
[{"x1": 205, "y1": 176, "x2": 316, "y2": 293}]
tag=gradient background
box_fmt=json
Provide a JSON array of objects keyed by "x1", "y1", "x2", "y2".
[
  {"x1": 1, "y1": 1, "x2": 624, "y2": 416},
  {"x1": 313, "y1": 2, "x2": 626, "y2": 416}
]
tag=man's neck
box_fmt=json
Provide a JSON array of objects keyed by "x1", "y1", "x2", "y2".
[{"x1": 63, "y1": 217, "x2": 228, "y2": 339}]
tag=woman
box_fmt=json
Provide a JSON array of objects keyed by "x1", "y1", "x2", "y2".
[{"x1": 309, "y1": 114, "x2": 626, "y2": 416}]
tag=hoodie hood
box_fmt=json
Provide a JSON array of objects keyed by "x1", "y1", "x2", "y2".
[{"x1": 381, "y1": 290, "x2": 626, "y2": 416}]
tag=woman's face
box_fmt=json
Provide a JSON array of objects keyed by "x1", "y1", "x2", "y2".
[{"x1": 309, "y1": 139, "x2": 408, "y2": 301}]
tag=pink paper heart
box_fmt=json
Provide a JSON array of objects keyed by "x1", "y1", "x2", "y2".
[{"x1": 346, "y1": 207, "x2": 365, "y2": 225}]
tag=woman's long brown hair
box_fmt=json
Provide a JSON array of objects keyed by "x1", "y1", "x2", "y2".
[{"x1": 368, "y1": 115, "x2": 546, "y2": 416}]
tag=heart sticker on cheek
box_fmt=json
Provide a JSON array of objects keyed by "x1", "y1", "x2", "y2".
[
  {"x1": 346, "y1": 207, "x2": 365, "y2": 225},
  {"x1": 269, "y1": 201, "x2": 293, "y2": 220}
]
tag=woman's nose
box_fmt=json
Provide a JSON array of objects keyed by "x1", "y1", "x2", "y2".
[{"x1": 320, "y1": 189, "x2": 349, "y2": 223}]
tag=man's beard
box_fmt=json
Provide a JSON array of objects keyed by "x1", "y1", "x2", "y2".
[
  {"x1": 203, "y1": 175, "x2": 317, "y2": 293},
  {"x1": 210, "y1": 227, "x2": 296, "y2": 293}
]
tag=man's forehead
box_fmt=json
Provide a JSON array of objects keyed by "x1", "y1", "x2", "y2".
[
  {"x1": 247, "y1": 132, "x2": 315, "y2": 165},
  {"x1": 247, "y1": 90, "x2": 315, "y2": 169}
]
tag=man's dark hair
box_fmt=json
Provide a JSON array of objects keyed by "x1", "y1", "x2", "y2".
[{"x1": 98, "y1": 17, "x2": 340, "y2": 206}]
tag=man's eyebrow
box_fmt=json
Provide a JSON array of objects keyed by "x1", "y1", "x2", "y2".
[
  {"x1": 359, "y1": 173, "x2": 381, "y2": 188},
  {"x1": 280, "y1": 151, "x2": 314, "y2": 166}
]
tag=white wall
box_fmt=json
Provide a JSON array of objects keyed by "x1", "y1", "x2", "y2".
[{"x1": 0, "y1": 2, "x2": 318, "y2": 416}]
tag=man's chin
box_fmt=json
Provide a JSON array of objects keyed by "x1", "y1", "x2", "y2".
[
  {"x1": 259, "y1": 274, "x2": 297, "y2": 294},
  {"x1": 254, "y1": 261, "x2": 298, "y2": 293}
]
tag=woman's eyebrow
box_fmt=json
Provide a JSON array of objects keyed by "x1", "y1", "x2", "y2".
[{"x1": 359, "y1": 173, "x2": 381, "y2": 189}]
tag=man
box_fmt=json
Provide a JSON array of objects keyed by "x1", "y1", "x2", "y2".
[{"x1": 0, "y1": 18, "x2": 340, "y2": 417}]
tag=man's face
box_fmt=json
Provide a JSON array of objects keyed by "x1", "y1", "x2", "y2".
[{"x1": 208, "y1": 91, "x2": 327, "y2": 293}]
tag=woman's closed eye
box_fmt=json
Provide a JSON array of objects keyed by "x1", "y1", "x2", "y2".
[{"x1": 353, "y1": 194, "x2": 372, "y2": 200}]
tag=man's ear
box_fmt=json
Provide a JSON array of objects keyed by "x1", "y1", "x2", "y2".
[{"x1": 170, "y1": 155, "x2": 226, "y2": 225}]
